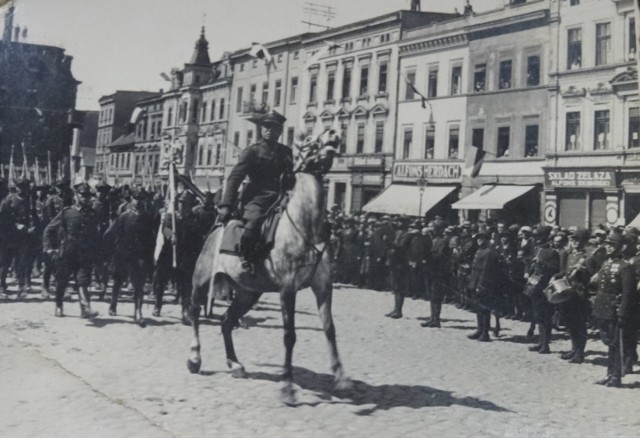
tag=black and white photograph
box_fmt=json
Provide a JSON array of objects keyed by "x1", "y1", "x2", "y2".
[{"x1": 2, "y1": 0, "x2": 640, "y2": 436}]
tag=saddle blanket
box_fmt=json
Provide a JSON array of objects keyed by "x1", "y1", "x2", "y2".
[{"x1": 219, "y1": 220, "x2": 244, "y2": 256}]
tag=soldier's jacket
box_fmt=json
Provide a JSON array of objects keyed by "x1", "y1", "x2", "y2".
[
  {"x1": 528, "y1": 246, "x2": 560, "y2": 294},
  {"x1": 43, "y1": 194, "x2": 63, "y2": 224},
  {"x1": 407, "y1": 232, "x2": 432, "y2": 265},
  {"x1": 430, "y1": 235, "x2": 451, "y2": 278},
  {"x1": 92, "y1": 197, "x2": 112, "y2": 236},
  {"x1": 220, "y1": 139, "x2": 293, "y2": 214},
  {"x1": 43, "y1": 205, "x2": 100, "y2": 259},
  {"x1": 0, "y1": 193, "x2": 37, "y2": 238},
  {"x1": 161, "y1": 210, "x2": 201, "y2": 267},
  {"x1": 467, "y1": 246, "x2": 503, "y2": 295},
  {"x1": 192, "y1": 204, "x2": 217, "y2": 243},
  {"x1": 592, "y1": 257, "x2": 637, "y2": 321}
]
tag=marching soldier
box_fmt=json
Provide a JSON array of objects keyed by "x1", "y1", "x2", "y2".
[
  {"x1": 422, "y1": 221, "x2": 451, "y2": 328},
  {"x1": 0, "y1": 177, "x2": 38, "y2": 298},
  {"x1": 93, "y1": 180, "x2": 113, "y2": 299},
  {"x1": 104, "y1": 187, "x2": 155, "y2": 325},
  {"x1": 41, "y1": 182, "x2": 65, "y2": 298},
  {"x1": 592, "y1": 233, "x2": 637, "y2": 387},
  {"x1": 43, "y1": 182, "x2": 100, "y2": 318}
]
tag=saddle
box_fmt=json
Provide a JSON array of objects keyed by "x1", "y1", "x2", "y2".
[{"x1": 219, "y1": 192, "x2": 290, "y2": 258}]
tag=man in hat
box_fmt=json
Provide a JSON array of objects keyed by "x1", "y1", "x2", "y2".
[
  {"x1": 422, "y1": 220, "x2": 451, "y2": 327},
  {"x1": 154, "y1": 190, "x2": 201, "y2": 323},
  {"x1": 43, "y1": 182, "x2": 100, "y2": 318},
  {"x1": 217, "y1": 110, "x2": 293, "y2": 274},
  {"x1": 39, "y1": 182, "x2": 67, "y2": 298},
  {"x1": 454, "y1": 221, "x2": 477, "y2": 310},
  {"x1": 592, "y1": 233, "x2": 637, "y2": 387},
  {"x1": 93, "y1": 179, "x2": 113, "y2": 299},
  {"x1": 104, "y1": 186, "x2": 155, "y2": 324},
  {"x1": 192, "y1": 191, "x2": 218, "y2": 247},
  {"x1": 0, "y1": 177, "x2": 38, "y2": 298}
]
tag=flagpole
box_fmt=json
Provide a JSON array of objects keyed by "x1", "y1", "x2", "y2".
[
  {"x1": 21, "y1": 142, "x2": 28, "y2": 179},
  {"x1": 168, "y1": 160, "x2": 177, "y2": 269},
  {"x1": 47, "y1": 151, "x2": 52, "y2": 185},
  {"x1": 9, "y1": 145, "x2": 15, "y2": 188}
]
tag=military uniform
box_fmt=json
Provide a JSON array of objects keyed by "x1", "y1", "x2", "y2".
[
  {"x1": 43, "y1": 197, "x2": 100, "y2": 316},
  {"x1": 527, "y1": 241, "x2": 560, "y2": 354},
  {"x1": 92, "y1": 190, "x2": 113, "y2": 296},
  {"x1": 592, "y1": 252, "x2": 637, "y2": 385},
  {"x1": 423, "y1": 228, "x2": 451, "y2": 328}
]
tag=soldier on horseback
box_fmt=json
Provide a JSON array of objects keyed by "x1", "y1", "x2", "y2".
[{"x1": 217, "y1": 110, "x2": 293, "y2": 274}]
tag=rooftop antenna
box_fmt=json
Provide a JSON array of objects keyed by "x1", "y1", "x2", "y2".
[{"x1": 302, "y1": 2, "x2": 335, "y2": 31}]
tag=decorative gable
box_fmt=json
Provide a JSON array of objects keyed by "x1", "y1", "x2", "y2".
[
  {"x1": 370, "y1": 103, "x2": 388, "y2": 118},
  {"x1": 352, "y1": 105, "x2": 368, "y2": 119},
  {"x1": 319, "y1": 109, "x2": 335, "y2": 121}
]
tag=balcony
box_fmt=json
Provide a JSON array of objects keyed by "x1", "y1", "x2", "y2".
[{"x1": 241, "y1": 100, "x2": 270, "y2": 115}]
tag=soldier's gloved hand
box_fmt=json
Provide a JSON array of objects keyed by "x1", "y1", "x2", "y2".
[{"x1": 218, "y1": 206, "x2": 232, "y2": 223}]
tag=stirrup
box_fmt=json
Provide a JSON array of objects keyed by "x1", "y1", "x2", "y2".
[{"x1": 241, "y1": 259, "x2": 255, "y2": 276}]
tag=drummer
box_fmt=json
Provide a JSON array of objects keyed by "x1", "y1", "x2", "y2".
[{"x1": 554, "y1": 228, "x2": 592, "y2": 364}]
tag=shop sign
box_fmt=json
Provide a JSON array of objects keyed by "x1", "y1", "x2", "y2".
[
  {"x1": 351, "y1": 173, "x2": 384, "y2": 186},
  {"x1": 350, "y1": 156, "x2": 384, "y2": 168},
  {"x1": 545, "y1": 169, "x2": 615, "y2": 188},
  {"x1": 393, "y1": 162, "x2": 462, "y2": 182}
]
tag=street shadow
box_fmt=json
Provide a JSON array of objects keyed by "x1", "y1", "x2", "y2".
[
  {"x1": 248, "y1": 365, "x2": 513, "y2": 414},
  {"x1": 87, "y1": 317, "x2": 181, "y2": 328},
  {"x1": 445, "y1": 325, "x2": 477, "y2": 331},
  {"x1": 584, "y1": 350, "x2": 607, "y2": 357},
  {"x1": 251, "y1": 304, "x2": 316, "y2": 317},
  {"x1": 496, "y1": 334, "x2": 536, "y2": 344},
  {"x1": 255, "y1": 324, "x2": 324, "y2": 332},
  {"x1": 622, "y1": 381, "x2": 640, "y2": 389},
  {"x1": 415, "y1": 317, "x2": 470, "y2": 323},
  {"x1": 585, "y1": 357, "x2": 608, "y2": 368}
]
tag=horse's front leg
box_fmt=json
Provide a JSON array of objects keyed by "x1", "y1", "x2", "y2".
[
  {"x1": 280, "y1": 289, "x2": 297, "y2": 405},
  {"x1": 311, "y1": 261, "x2": 351, "y2": 391},
  {"x1": 187, "y1": 302, "x2": 202, "y2": 374},
  {"x1": 221, "y1": 290, "x2": 261, "y2": 378}
]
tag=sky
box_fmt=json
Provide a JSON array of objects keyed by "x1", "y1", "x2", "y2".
[{"x1": 2, "y1": 0, "x2": 503, "y2": 110}]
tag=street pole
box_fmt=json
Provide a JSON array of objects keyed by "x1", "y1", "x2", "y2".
[{"x1": 417, "y1": 176, "x2": 427, "y2": 218}]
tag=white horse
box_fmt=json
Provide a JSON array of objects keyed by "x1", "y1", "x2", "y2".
[{"x1": 187, "y1": 130, "x2": 351, "y2": 404}]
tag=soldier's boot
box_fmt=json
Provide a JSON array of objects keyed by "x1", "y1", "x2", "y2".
[
  {"x1": 595, "y1": 376, "x2": 613, "y2": 385},
  {"x1": 606, "y1": 376, "x2": 622, "y2": 387},
  {"x1": 429, "y1": 301, "x2": 441, "y2": 328},
  {"x1": 109, "y1": 283, "x2": 120, "y2": 316},
  {"x1": 240, "y1": 227, "x2": 260, "y2": 277},
  {"x1": 561, "y1": 339, "x2": 577, "y2": 360},
  {"x1": 55, "y1": 306, "x2": 64, "y2": 317},
  {"x1": 41, "y1": 286, "x2": 50, "y2": 300},
  {"x1": 493, "y1": 315, "x2": 501, "y2": 337},
  {"x1": 16, "y1": 286, "x2": 27, "y2": 300},
  {"x1": 78, "y1": 286, "x2": 98, "y2": 319},
  {"x1": 569, "y1": 349, "x2": 585, "y2": 364},
  {"x1": 0, "y1": 286, "x2": 8, "y2": 299},
  {"x1": 478, "y1": 312, "x2": 491, "y2": 342},
  {"x1": 623, "y1": 357, "x2": 634, "y2": 374},
  {"x1": 538, "y1": 323, "x2": 551, "y2": 354},
  {"x1": 468, "y1": 313, "x2": 483, "y2": 340},
  {"x1": 386, "y1": 295, "x2": 403, "y2": 319}
]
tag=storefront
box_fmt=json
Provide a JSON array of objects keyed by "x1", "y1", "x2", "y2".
[
  {"x1": 542, "y1": 168, "x2": 621, "y2": 229},
  {"x1": 362, "y1": 161, "x2": 462, "y2": 221}
]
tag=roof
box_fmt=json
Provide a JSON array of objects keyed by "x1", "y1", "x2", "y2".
[{"x1": 108, "y1": 132, "x2": 136, "y2": 148}]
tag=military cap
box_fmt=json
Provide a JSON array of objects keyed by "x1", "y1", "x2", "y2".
[
  {"x1": 520, "y1": 226, "x2": 533, "y2": 234},
  {"x1": 260, "y1": 110, "x2": 286, "y2": 127},
  {"x1": 626, "y1": 226, "x2": 640, "y2": 236},
  {"x1": 131, "y1": 186, "x2": 148, "y2": 200},
  {"x1": 445, "y1": 225, "x2": 455, "y2": 233},
  {"x1": 381, "y1": 215, "x2": 391, "y2": 221},
  {"x1": 94, "y1": 179, "x2": 112, "y2": 191},
  {"x1": 508, "y1": 224, "x2": 520, "y2": 233},
  {"x1": 74, "y1": 182, "x2": 94, "y2": 196},
  {"x1": 594, "y1": 229, "x2": 607, "y2": 237},
  {"x1": 570, "y1": 228, "x2": 590, "y2": 242},
  {"x1": 604, "y1": 233, "x2": 623, "y2": 246},
  {"x1": 461, "y1": 221, "x2": 472, "y2": 228},
  {"x1": 178, "y1": 190, "x2": 196, "y2": 204}
]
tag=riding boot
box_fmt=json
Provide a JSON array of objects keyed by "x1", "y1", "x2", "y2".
[
  {"x1": 429, "y1": 300, "x2": 441, "y2": 328},
  {"x1": 240, "y1": 227, "x2": 260, "y2": 275},
  {"x1": 478, "y1": 312, "x2": 491, "y2": 342},
  {"x1": 78, "y1": 286, "x2": 98, "y2": 319},
  {"x1": 493, "y1": 315, "x2": 501, "y2": 337},
  {"x1": 468, "y1": 313, "x2": 482, "y2": 339},
  {"x1": 386, "y1": 294, "x2": 403, "y2": 319},
  {"x1": 109, "y1": 282, "x2": 120, "y2": 316},
  {"x1": 562, "y1": 339, "x2": 577, "y2": 360},
  {"x1": 539, "y1": 322, "x2": 551, "y2": 354}
]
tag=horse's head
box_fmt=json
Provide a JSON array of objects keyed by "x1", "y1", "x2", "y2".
[{"x1": 295, "y1": 129, "x2": 340, "y2": 176}]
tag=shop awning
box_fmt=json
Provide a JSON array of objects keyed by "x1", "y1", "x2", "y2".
[
  {"x1": 362, "y1": 184, "x2": 456, "y2": 216},
  {"x1": 628, "y1": 212, "x2": 640, "y2": 229},
  {"x1": 452, "y1": 184, "x2": 535, "y2": 210}
]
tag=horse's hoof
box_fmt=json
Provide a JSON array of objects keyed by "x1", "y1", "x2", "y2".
[
  {"x1": 230, "y1": 366, "x2": 248, "y2": 379},
  {"x1": 334, "y1": 376, "x2": 353, "y2": 392},
  {"x1": 280, "y1": 384, "x2": 297, "y2": 406},
  {"x1": 186, "y1": 358, "x2": 201, "y2": 374},
  {"x1": 136, "y1": 318, "x2": 146, "y2": 328}
]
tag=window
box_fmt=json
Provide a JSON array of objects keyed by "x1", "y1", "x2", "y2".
[
  {"x1": 290, "y1": 77, "x2": 298, "y2": 103},
  {"x1": 191, "y1": 100, "x2": 199, "y2": 123},
  {"x1": 472, "y1": 128, "x2": 484, "y2": 150},
  {"x1": 274, "y1": 80, "x2": 282, "y2": 106},
  {"x1": 595, "y1": 23, "x2": 611, "y2": 66},
  {"x1": 215, "y1": 144, "x2": 222, "y2": 166},
  {"x1": 378, "y1": 62, "x2": 388, "y2": 93},
  {"x1": 342, "y1": 67, "x2": 352, "y2": 98},
  {"x1": 405, "y1": 71, "x2": 416, "y2": 100},
  {"x1": 239, "y1": 63, "x2": 244, "y2": 72},
  {"x1": 448, "y1": 126, "x2": 460, "y2": 159},
  {"x1": 233, "y1": 131, "x2": 240, "y2": 147},
  {"x1": 629, "y1": 108, "x2": 640, "y2": 148},
  {"x1": 167, "y1": 107, "x2": 173, "y2": 127},
  {"x1": 293, "y1": 51, "x2": 299, "y2": 59},
  {"x1": 428, "y1": 67, "x2": 438, "y2": 98},
  {"x1": 207, "y1": 144, "x2": 213, "y2": 166},
  {"x1": 340, "y1": 120, "x2": 348, "y2": 154},
  {"x1": 309, "y1": 73, "x2": 318, "y2": 103},
  {"x1": 236, "y1": 87, "x2": 243, "y2": 113},
  {"x1": 425, "y1": 126, "x2": 435, "y2": 159},
  {"x1": 402, "y1": 128, "x2": 413, "y2": 159},
  {"x1": 499, "y1": 60, "x2": 512, "y2": 89},
  {"x1": 262, "y1": 81, "x2": 269, "y2": 104},
  {"x1": 565, "y1": 112, "x2": 581, "y2": 150},
  {"x1": 568, "y1": 28, "x2": 582, "y2": 69},
  {"x1": 359, "y1": 66, "x2": 369, "y2": 96},
  {"x1": 630, "y1": 18, "x2": 637, "y2": 59},
  {"x1": 287, "y1": 127, "x2": 295, "y2": 146},
  {"x1": 570, "y1": 0, "x2": 579, "y2": 5},
  {"x1": 250, "y1": 84, "x2": 257, "y2": 105},
  {"x1": 525, "y1": 125, "x2": 539, "y2": 157},
  {"x1": 474, "y1": 64, "x2": 486, "y2": 92},
  {"x1": 356, "y1": 123, "x2": 365, "y2": 153},
  {"x1": 497, "y1": 127, "x2": 510, "y2": 158},
  {"x1": 198, "y1": 144, "x2": 204, "y2": 166},
  {"x1": 180, "y1": 101, "x2": 188, "y2": 122},
  {"x1": 219, "y1": 98, "x2": 225, "y2": 119},
  {"x1": 450, "y1": 66, "x2": 462, "y2": 95},
  {"x1": 210, "y1": 100, "x2": 216, "y2": 121},
  {"x1": 150, "y1": 121, "x2": 156, "y2": 139},
  {"x1": 374, "y1": 122, "x2": 384, "y2": 153},
  {"x1": 246, "y1": 130, "x2": 253, "y2": 148},
  {"x1": 201, "y1": 102, "x2": 207, "y2": 122},
  {"x1": 594, "y1": 110, "x2": 610, "y2": 150},
  {"x1": 327, "y1": 71, "x2": 336, "y2": 101},
  {"x1": 526, "y1": 55, "x2": 540, "y2": 86}
]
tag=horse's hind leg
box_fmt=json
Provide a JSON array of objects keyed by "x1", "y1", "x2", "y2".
[
  {"x1": 311, "y1": 264, "x2": 351, "y2": 391},
  {"x1": 187, "y1": 301, "x2": 203, "y2": 374},
  {"x1": 221, "y1": 290, "x2": 261, "y2": 377},
  {"x1": 280, "y1": 289, "x2": 297, "y2": 405}
]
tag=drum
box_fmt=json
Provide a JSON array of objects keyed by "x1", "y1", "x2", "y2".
[{"x1": 544, "y1": 277, "x2": 575, "y2": 304}]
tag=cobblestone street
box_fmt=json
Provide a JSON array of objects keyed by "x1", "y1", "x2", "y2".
[{"x1": 1, "y1": 284, "x2": 640, "y2": 437}]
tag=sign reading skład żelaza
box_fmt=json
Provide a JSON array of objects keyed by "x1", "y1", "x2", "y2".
[
  {"x1": 545, "y1": 169, "x2": 615, "y2": 188},
  {"x1": 393, "y1": 162, "x2": 462, "y2": 182}
]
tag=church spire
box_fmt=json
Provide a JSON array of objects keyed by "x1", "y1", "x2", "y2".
[{"x1": 189, "y1": 26, "x2": 211, "y2": 66}]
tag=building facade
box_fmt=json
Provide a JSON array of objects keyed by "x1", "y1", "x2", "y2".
[{"x1": 544, "y1": 0, "x2": 640, "y2": 229}]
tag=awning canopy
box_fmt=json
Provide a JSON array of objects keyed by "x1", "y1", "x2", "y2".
[
  {"x1": 362, "y1": 184, "x2": 456, "y2": 216},
  {"x1": 452, "y1": 184, "x2": 535, "y2": 210},
  {"x1": 628, "y1": 212, "x2": 640, "y2": 229}
]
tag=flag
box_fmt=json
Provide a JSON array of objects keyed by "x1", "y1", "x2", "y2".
[
  {"x1": 249, "y1": 42, "x2": 273, "y2": 65},
  {"x1": 401, "y1": 73, "x2": 428, "y2": 109},
  {"x1": 467, "y1": 145, "x2": 486, "y2": 179}
]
